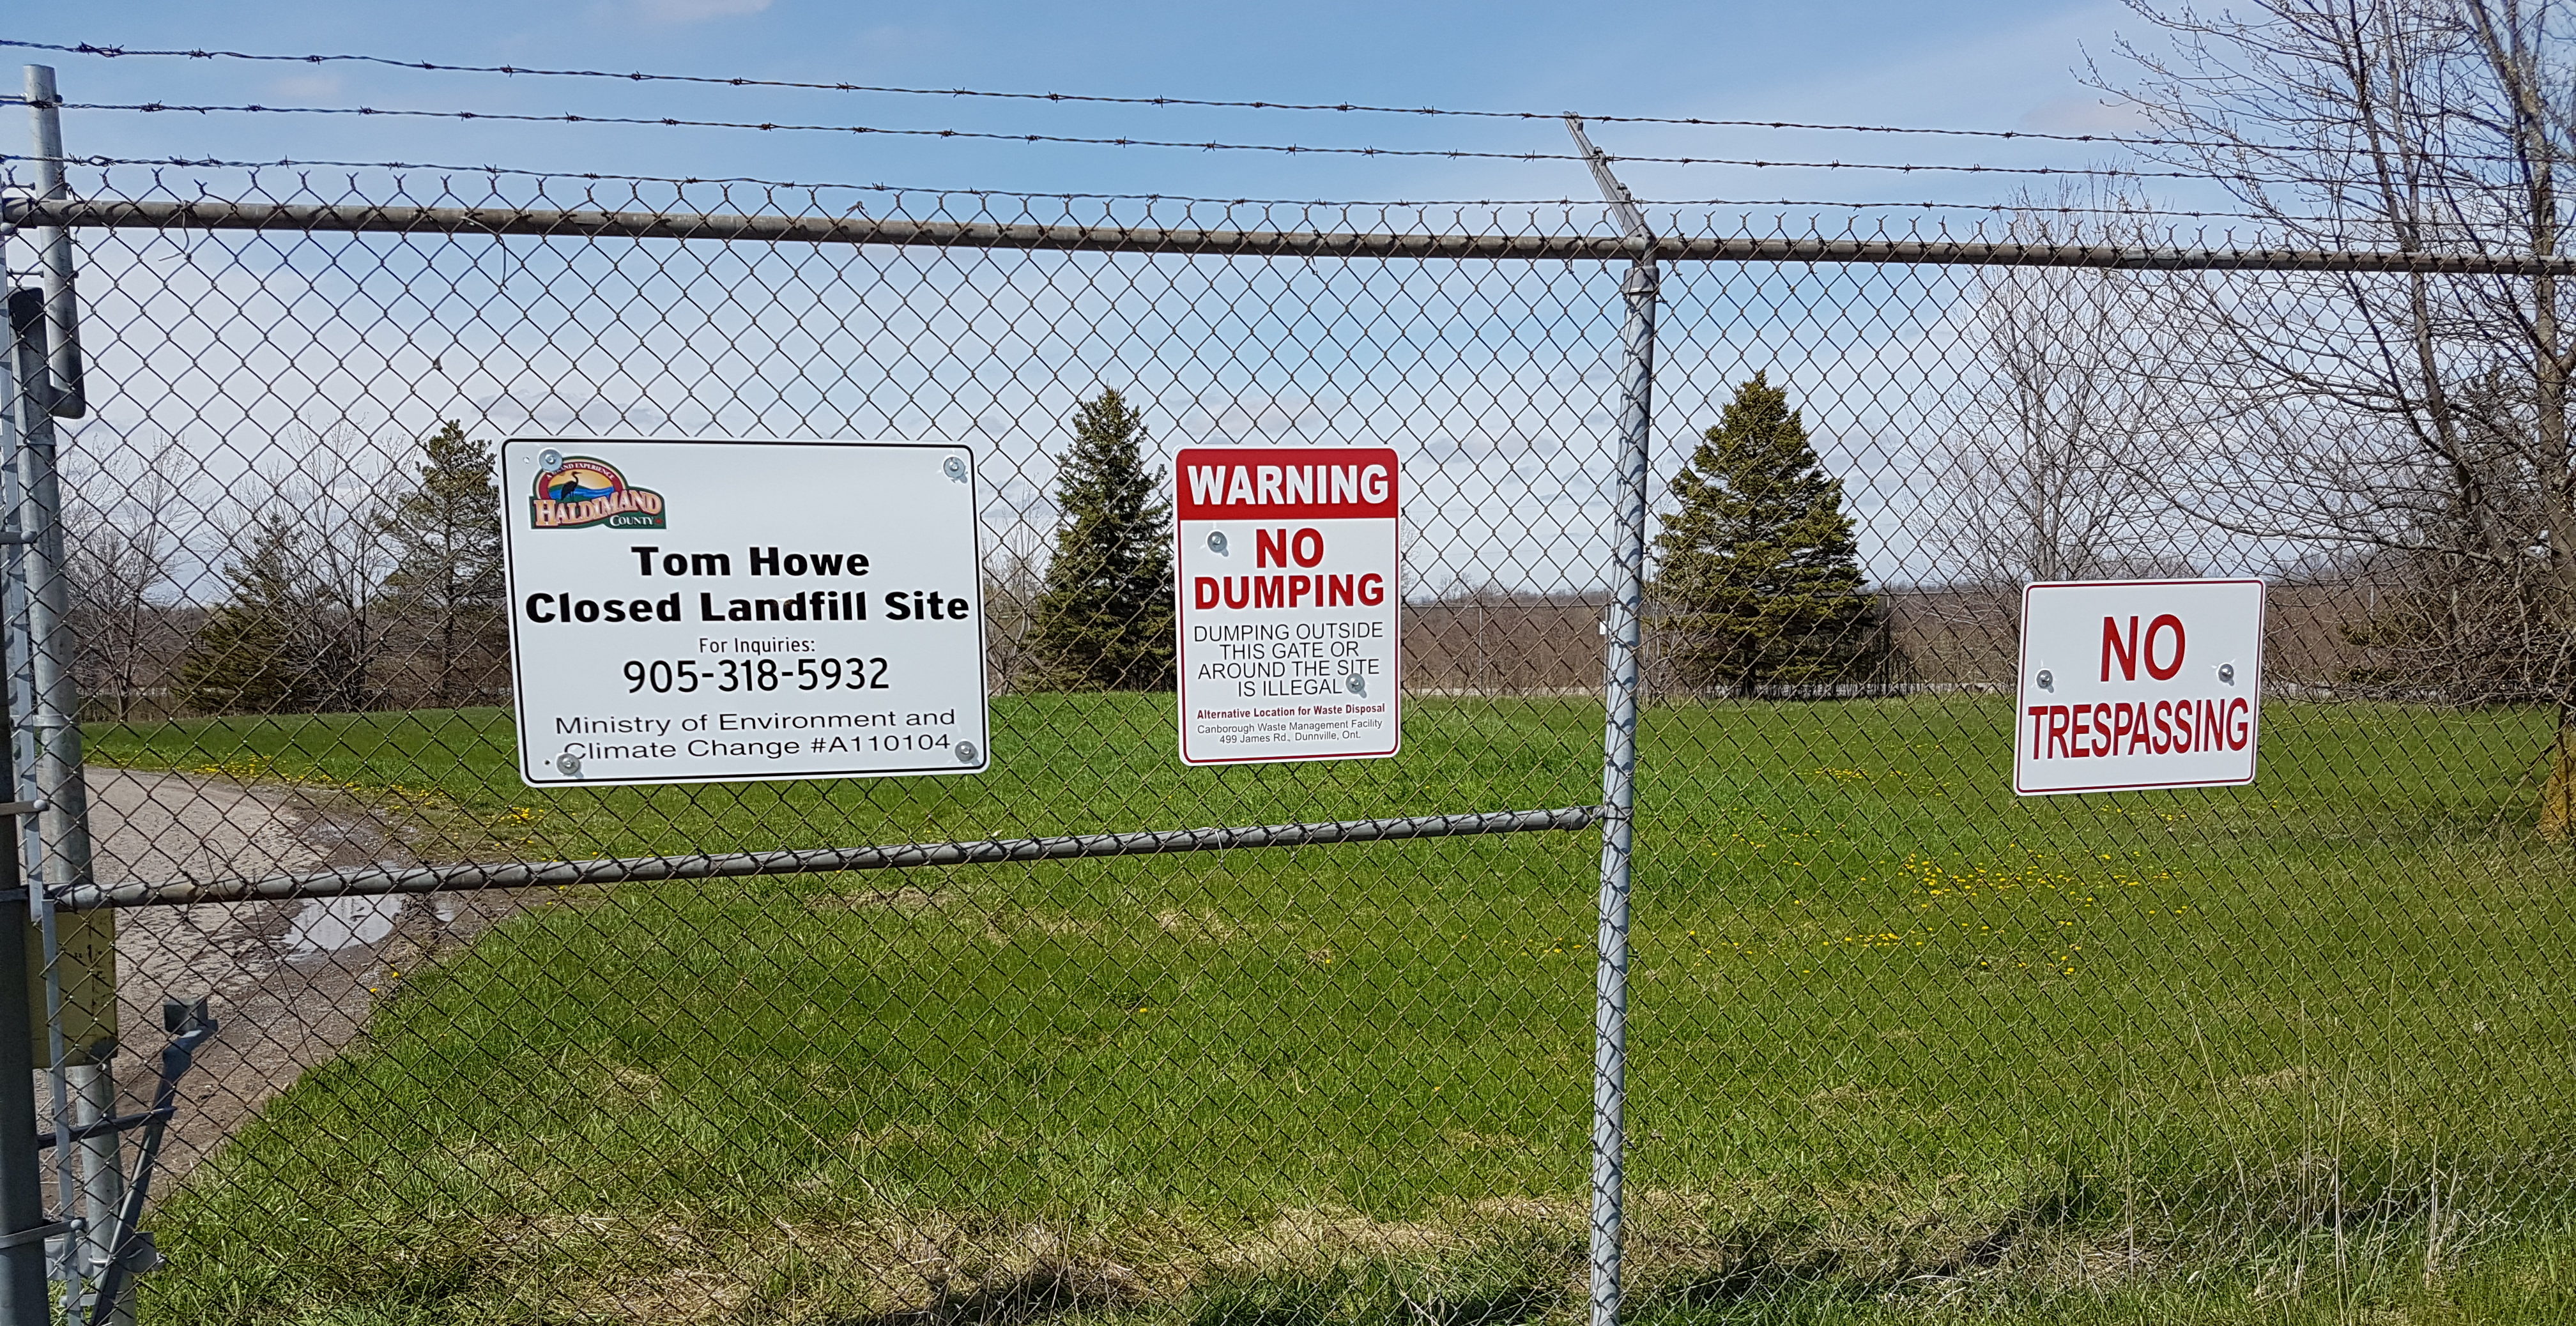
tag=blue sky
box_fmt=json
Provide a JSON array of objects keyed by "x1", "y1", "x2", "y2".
[
  {"x1": 6, "y1": 0, "x2": 2167, "y2": 210},
  {"x1": 8, "y1": 2, "x2": 2264, "y2": 595}
]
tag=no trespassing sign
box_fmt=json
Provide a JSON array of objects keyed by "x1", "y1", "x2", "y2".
[{"x1": 2014, "y1": 578, "x2": 2266, "y2": 796}]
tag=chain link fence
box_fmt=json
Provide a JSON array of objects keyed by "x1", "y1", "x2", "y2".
[{"x1": 1, "y1": 156, "x2": 2573, "y2": 1325}]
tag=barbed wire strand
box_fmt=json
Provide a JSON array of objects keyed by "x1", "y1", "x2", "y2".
[
  {"x1": 3, "y1": 98, "x2": 2363, "y2": 185},
  {"x1": 0, "y1": 34, "x2": 2490, "y2": 163}
]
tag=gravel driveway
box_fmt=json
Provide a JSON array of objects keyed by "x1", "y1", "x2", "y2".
[{"x1": 50, "y1": 768, "x2": 528, "y2": 1184}]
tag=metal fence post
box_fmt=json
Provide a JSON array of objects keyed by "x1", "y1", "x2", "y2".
[
  {"x1": 21, "y1": 66, "x2": 84, "y2": 420},
  {"x1": 5, "y1": 289, "x2": 121, "y2": 1323},
  {"x1": 14, "y1": 73, "x2": 120, "y2": 1322},
  {"x1": 0, "y1": 295, "x2": 77, "y2": 1309},
  {"x1": 1566, "y1": 118, "x2": 1657, "y2": 1326},
  {"x1": 0, "y1": 328, "x2": 47, "y2": 1326}
]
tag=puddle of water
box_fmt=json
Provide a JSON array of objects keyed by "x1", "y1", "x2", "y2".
[{"x1": 282, "y1": 895, "x2": 404, "y2": 954}]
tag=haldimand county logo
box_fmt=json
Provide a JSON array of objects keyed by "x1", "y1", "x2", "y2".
[{"x1": 530, "y1": 454, "x2": 666, "y2": 530}]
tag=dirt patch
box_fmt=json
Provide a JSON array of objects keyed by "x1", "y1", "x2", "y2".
[
  {"x1": 46, "y1": 768, "x2": 546, "y2": 1184},
  {"x1": 2230, "y1": 1064, "x2": 2322, "y2": 1094},
  {"x1": 806, "y1": 883, "x2": 956, "y2": 914}
]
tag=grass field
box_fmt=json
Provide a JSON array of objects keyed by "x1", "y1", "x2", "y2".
[{"x1": 82, "y1": 694, "x2": 2576, "y2": 1323}]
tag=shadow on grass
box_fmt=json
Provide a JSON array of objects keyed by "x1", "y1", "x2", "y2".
[
  {"x1": 1625, "y1": 1168, "x2": 2096, "y2": 1322},
  {"x1": 1186, "y1": 1242, "x2": 1579, "y2": 1326},
  {"x1": 838, "y1": 1257, "x2": 1148, "y2": 1326}
]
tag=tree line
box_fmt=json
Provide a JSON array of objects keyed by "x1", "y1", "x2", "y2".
[
  {"x1": 101, "y1": 378, "x2": 1885, "y2": 722},
  {"x1": 1003, "y1": 379, "x2": 1897, "y2": 702},
  {"x1": 172, "y1": 422, "x2": 507, "y2": 715},
  {"x1": 57, "y1": 398, "x2": 1188, "y2": 721},
  {"x1": 77, "y1": 395, "x2": 1190, "y2": 717},
  {"x1": 59, "y1": 422, "x2": 510, "y2": 720}
]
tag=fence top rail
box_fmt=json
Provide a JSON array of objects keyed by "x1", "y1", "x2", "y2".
[{"x1": 9, "y1": 194, "x2": 2576, "y2": 273}]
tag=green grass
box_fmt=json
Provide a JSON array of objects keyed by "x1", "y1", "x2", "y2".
[{"x1": 86, "y1": 695, "x2": 2576, "y2": 1323}]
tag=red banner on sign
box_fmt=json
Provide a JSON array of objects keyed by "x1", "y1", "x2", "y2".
[{"x1": 1173, "y1": 447, "x2": 1400, "y2": 521}]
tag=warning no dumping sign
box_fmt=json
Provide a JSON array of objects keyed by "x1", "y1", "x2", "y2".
[{"x1": 1174, "y1": 446, "x2": 1400, "y2": 765}]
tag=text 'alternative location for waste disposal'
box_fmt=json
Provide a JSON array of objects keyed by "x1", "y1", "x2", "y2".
[
  {"x1": 500, "y1": 438, "x2": 990, "y2": 786},
  {"x1": 1174, "y1": 446, "x2": 1402, "y2": 765}
]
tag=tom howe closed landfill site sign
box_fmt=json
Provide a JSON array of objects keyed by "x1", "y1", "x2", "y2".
[
  {"x1": 1174, "y1": 446, "x2": 1400, "y2": 765},
  {"x1": 2014, "y1": 578, "x2": 2266, "y2": 796},
  {"x1": 500, "y1": 438, "x2": 990, "y2": 786}
]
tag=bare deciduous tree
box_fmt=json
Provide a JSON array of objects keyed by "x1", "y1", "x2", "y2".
[
  {"x1": 280, "y1": 442, "x2": 395, "y2": 712},
  {"x1": 981, "y1": 524, "x2": 1048, "y2": 694},
  {"x1": 64, "y1": 439, "x2": 187, "y2": 720},
  {"x1": 2101, "y1": 0, "x2": 2576, "y2": 831},
  {"x1": 1934, "y1": 194, "x2": 2187, "y2": 588},
  {"x1": 178, "y1": 429, "x2": 394, "y2": 715}
]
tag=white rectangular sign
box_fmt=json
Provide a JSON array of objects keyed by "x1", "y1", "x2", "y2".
[
  {"x1": 1174, "y1": 446, "x2": 1401, "y2": 765},
  {"x1": 2015, "y1": 578, "x2": 2265, "y2": 795},
  {"x1": 500, "y1": 438, "x2": 990, "y2": 786}
]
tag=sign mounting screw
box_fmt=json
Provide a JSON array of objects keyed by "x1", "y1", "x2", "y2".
[
  {"x1": 942, "y1": 455, "x2": 968, "y2": 482},
  {"x1": 954, "y1": 742, "x2": 981, "y2": 764},
  {"x1": 555, "y1": 752, "x2": 583, "y2": 777},
  {"x1": 538, "y1": 448, "x2": 564, "y2": 471},
  {"x1": 1207, "y1": 531, "x2": 1229, "y2": 555},
  {"x1": 2035, "y1": 668, "x2": 2053, "y2": 691}
]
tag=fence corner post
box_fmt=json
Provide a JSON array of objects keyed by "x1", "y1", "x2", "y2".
[
  {"x1": 8, "y1": 102, "x2": 121, "y2": 1311},
  {"x1": 0, "y1": 312, "x2": 46, "y2": 1326},
  {"x1": 21, "y1": 65, "x2": 86, "y2": 421}
]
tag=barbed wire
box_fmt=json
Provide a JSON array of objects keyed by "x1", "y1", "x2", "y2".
[
  {"x1": 5, "y1": 153, "x2": 1590, "y2": 208},
  {"x1": 0, "y1": 34, "x2": 2480, "y2": 163},
  {"x1": 5, "y1": 98, "x2": 2331, "y2": 183},
  {"x1": 0, "y1": 153, "x2": 2352, "y2": 224}
]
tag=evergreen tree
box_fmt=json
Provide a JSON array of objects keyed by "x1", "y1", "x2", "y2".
[
  {"x1": 176, "y1": 515, "x2": 368, "y2": 715},
  {"x1": 1025, "y1": 389, "x2": 1176, "y2": 690},
  {"x1": 1650, "y1": 372, "x2": 1889, "y2": 695},
  {"x1": 378, "y1": 422, "x2": 505, "y2": 705}
]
